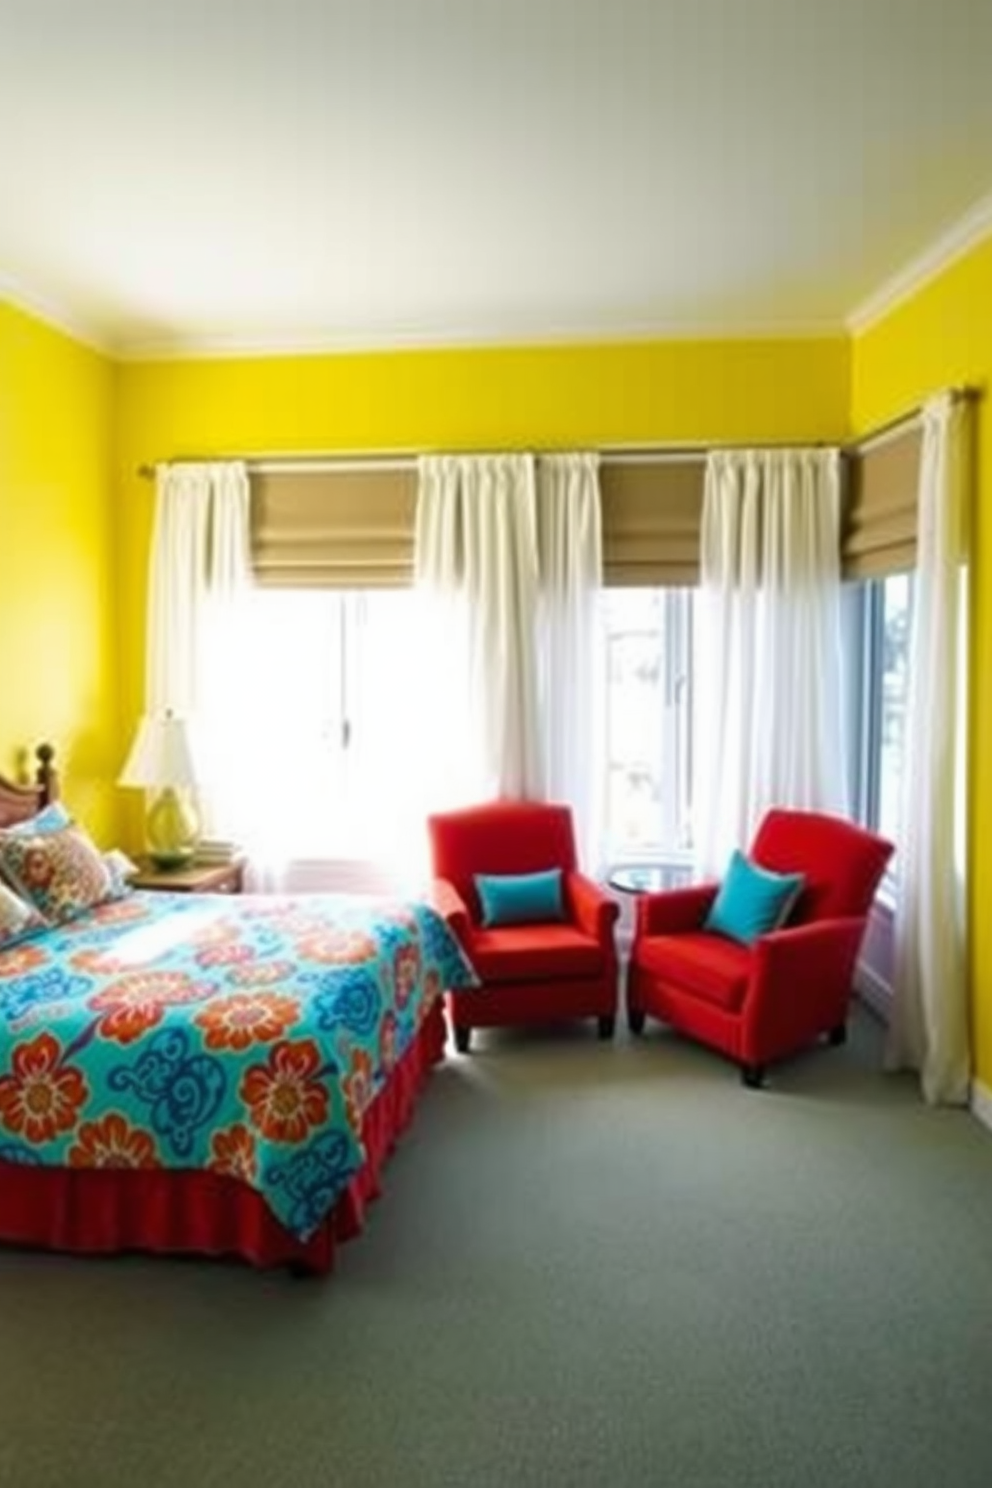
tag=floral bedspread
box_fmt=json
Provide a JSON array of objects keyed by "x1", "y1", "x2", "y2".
[{"x1": 0, "y1": 891, "x2": 476, "y2": 1240}]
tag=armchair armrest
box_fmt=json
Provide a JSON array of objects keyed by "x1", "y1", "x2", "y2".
[
  {"x1": 566, "y1": 871, "x2": 620, "y2": 945},
  {"x1": 428, "y1": 877, "x2": 472, "y2": 945},
  {"x1": 635, "y1": 883, "x2": 719, "y2": 939},
  {"x1": 751, "y1": 916, "x2": 866, "y2": 989},
  {"x1": 742, "y1": 916, "x2": 868, "y2": 1056}
]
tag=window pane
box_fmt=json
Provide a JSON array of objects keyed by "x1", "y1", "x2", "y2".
[
  {"x1": 878, "y1": 574, "x2": 911, "y2": 847},
  {"x1": 203, "y1": 589, "x2": 433, "y2": 865},
  {"x1": 601, "y1": 588, "x2": 694, "y2": 860}
]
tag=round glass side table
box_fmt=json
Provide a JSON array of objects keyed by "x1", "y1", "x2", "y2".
[{"x1": 608, "y1": 865, "x2": 677, "y2": 895}]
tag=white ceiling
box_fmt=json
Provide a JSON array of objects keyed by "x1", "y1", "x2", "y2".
[{"x1": 0, "y1": 0, "x2": 990, "y2": 356}]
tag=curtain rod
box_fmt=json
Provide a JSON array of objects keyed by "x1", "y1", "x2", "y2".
[
  {"x1": 134, "y1": 386, "x2": 981, "y2": 479},
  {"x1": 135, "y1": 440, "x2": 822, "y2": 480},
  {"x1": 849, "y1": 383, "x2": 981, "y2": 457}
]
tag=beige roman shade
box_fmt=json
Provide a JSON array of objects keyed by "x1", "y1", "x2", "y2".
[
  {"x1": 251, "y1": 466, "x2": 417, "y2": 587},
  {"x1": 842, "y1": 426, "x2": 921, "y2": 579},
  {"x1": 600, "y1": 460, "x2": 703, "y2": 586}
]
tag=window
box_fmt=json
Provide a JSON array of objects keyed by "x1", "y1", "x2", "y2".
[
  {"x1": 204, "y1": 588, "x2": 429, "y2": 867},
  {"x1": 601, "y1": 588, "x2": 695, "y2": 863},
  {"x1": 845, "y1": 572, "x2": 913, "y2": 877}
]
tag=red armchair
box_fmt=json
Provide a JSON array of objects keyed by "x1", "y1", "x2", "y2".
[
  {"x1": 628, "y1": 809, "x2": 894, "y2": 1086},
  {"x1": 428, "y1": 801, "x2": 620, "y2": 1052}
]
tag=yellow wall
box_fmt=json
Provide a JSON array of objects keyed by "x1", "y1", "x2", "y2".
[
  {"x1": 0, "y1": 302, "x2": 118, "y2": 841},
  {"x1": 116, "y1": 333, "x2": 849, "y2": 749},
  {"x1": 851, "y1": 234, "x2": 992, "y2": 1087}
]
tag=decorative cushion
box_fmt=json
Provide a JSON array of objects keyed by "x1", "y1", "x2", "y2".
[
  {"x1": 0, "y1": 880, "x2": 49, "y2": 951},
  {"x1": 0, "y1": 819, "x2": 117, "y2": 926},
  {"x1": 704, "y1": 849, "x2": 804, "y2": 947},
  {"x1": 103, "y1": 847, "x2": 137, "y2": 899},
  {"x1": 475, "y1": 868, "x2": 565, "y2": 928},
  {"x1": 1, "y1": 801, "x2": 71, "y2": 836}
]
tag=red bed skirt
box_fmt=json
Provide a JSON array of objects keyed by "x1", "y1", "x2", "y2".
[{"x1": 0, "y1": 1000, "x2": 448, "y2": 1276}]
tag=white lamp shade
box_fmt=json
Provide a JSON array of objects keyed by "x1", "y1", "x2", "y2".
[{"x1": 119, "y1": 713, "x2": 201, "y2": 791}]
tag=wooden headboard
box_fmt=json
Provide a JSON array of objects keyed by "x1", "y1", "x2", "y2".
[{"x1": 0, "y1": 744, "x2": 59, "y2": 828}]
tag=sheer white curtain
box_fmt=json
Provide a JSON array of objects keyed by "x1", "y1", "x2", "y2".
[
  {"x1": 415, "y1": 454, "x2": 544, "y2": 803},
  {"x1": 887, "y1": 394, "x2": 971, "y2": 1105},
  {"x1": 537, "y1": 453, "x2": 605, "y2": 871},
  {"x1": 694, "y1": 448, "x2": 848, "y2": 875},
  {"x1": 144, "y1": 461, "x2": 253, "y2": 838}
]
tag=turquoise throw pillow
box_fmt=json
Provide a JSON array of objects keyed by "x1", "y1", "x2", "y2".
[
  {"x1": 704, "y1": 850, "x2": 804, "y2": 946},
  {"x1": 475, "y1": 869, "x2": 565, "y2": 928}
]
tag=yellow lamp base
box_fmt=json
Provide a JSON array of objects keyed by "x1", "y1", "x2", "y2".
[{"x1": 145, "y1": 786, "x2": 200, "y2": 869}]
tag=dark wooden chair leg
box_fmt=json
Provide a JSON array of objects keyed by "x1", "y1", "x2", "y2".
[
  {"x1": 453, "y1": 1025, "x2": 471, "y2": 1054},
  {"x1": 597, "y1": 1014, "x2": 615, "y2": 1040},
  {"x1": 828, "y1": 1022, "x2": 847, "y2": 1047},
  {"x1": 741, "y1": 1062, "x2": 766, "y2": 1089},
  {"x1": 627, "y1": 1008, "x2": 646, "y2": 1035},
  {"x1": 287, "y1": 1260, "x2": 317, "y2": 1280}
]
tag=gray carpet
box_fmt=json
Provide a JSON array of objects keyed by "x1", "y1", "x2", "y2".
[{"x1": 2, "y1": 1010, "x2": 992, "y2": 1488}]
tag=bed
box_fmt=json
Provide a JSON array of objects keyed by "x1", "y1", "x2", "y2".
[{"x1": 0, "y1": 746, "x2": 476, "y2": 1275}]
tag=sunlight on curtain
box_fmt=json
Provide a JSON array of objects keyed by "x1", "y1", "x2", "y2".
[
  {"x1": 415, "y1": 454, "x2": 544, "y2": 802},
  {"x1": 694, "y1": 448, "x2": 848, "y2": 876},
  {"x1": 887, "y1": 393, "x2": 971, "y2": 1105}
]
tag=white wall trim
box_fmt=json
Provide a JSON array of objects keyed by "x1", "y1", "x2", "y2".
[
  {"x1": 0, "y1": 268, "x2": 111, "y2": 356},
  {"x1": 846, "y1": 187, "x2": 992, "y2": 335},
  {"x1": 971, "y1": 1078, "x2": 992, "y2": 1134},
  {"x1": 855, "y1": 962, "x2": 892, "y2": 1025},
  {"x1": 4, "y1": 189, "x2": 991, "y2": 360},
  {"x1": 116, "y1": 318, "x2": 847, "y2": 364}
]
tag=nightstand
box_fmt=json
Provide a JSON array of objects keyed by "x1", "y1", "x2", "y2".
[{"x1": 128, "y1": 856, "x2": 246, "y2": 895}]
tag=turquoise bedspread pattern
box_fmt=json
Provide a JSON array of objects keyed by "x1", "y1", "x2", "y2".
[{"x1": 0, "y1": 891, "x2": 476, "y2": 1239}]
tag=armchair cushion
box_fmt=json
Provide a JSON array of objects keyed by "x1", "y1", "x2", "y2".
[
  {"x1": 470, "y1": 923, "x2": 607, "y2": 984},
  {"x1": 476, "y1": 868, "x2": 565, "y2": 928},
  {"x1": 636, "y1": 931, "x2": 751, "y2": 1012},
  {"x1": 704, "y1": 849, "x2": 804, "y2": 947}
]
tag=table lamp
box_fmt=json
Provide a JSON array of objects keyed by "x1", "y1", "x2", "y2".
[{"x1": 119, "y1": 711, "x2": 202, "y2": 868}]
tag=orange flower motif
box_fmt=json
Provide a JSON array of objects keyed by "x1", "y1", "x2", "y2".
[
  {"x1": 68, "y1": 1112, "x2": 158, "y2": 1169},
  {"x1": 226, "y1": 959, "x2": 297, "y2": 989},
  {"x1": 393, "y1": 944, "x2": 421, "y2": 1009},
  {"x1": 88, "y1": 898, "x2": 148, "y2": 926},
  {"x1": 70, "y1": 948, "x2": 134, "y2": 976},
  {"x1": 188, "y1": 918, "x2": 240, "y2": 948},
  {"x1": 0, "y1": 943, "x2": 49, "y2": 979},
  {"x1": 0, "y1": 1032, "x2": 88, "y2": 1143},
  {"x1": 209, "y1": 1123, "x2": 258, "y2": 1183},
  {"x1": 342, "y1": 1048, "x2": 375, "y2": 1132},
  {"x1": 89, "y1": 970, "x2": 211, "y2": 1045},
  {"x1": 21, "y1": 849, "x2": 54, "y2": 890},
  {"x1": 195, "y1": 941, "x2": 255, "y2": 969},
  {"x1": 297, "y1": 929, "x2": 377, "y2": 965},
  {"x1": 380, "y1": 1010, "x2": 398, "y2": 1074},
  {"x1": 195, "y1": 992, "x2": 300, "y2": 1051},
  {"x1": 240, "y1": 1039, "x2": 328, "y2": 1143}
]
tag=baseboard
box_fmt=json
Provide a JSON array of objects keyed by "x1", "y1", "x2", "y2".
[
  {"x1": 855, "y1": 962, "x2": 892, "y2": 1025},
  {"x1": 971, "y1": 1079, "x2": 992, "y2": 1134}
]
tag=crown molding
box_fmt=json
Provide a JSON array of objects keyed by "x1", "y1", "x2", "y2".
[
  {"x1": 0, "y1": 268, "x2": 112, "y2": 356},
  {"x1": 115, "y1": 316, "x2": 847, "y2": 363},
  {"x1": 846, "y1": 187, "x2": 992, "y2": 336}
]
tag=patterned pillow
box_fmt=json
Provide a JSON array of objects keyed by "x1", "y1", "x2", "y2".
[
  {"x1": 0, "y1": 879, "x2": 48, "y2": 950},
  {"x1": 0, "y1": 819, "x2": 116, "y2": 925},
  {"x1": 1, "y1": 801, "x2": 72, "y2": 836}
]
